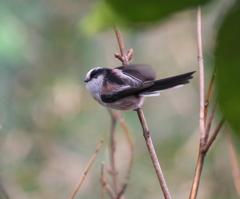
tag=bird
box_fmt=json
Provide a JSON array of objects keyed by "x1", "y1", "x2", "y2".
[{"x1": 84, "y1": 64, "x2": 195, "y2": 111}]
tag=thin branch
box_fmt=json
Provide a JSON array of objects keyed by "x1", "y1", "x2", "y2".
[
  {"x1": 197, "y1": 6, "x2": 205, "y2": 143},
  {"x1": 108, "y1": 109, "x2": 121, "y2": 193},
  {"x1": 137, "y1": 108, "x2": 171, "y2": 199},
  {"x1": 189, "y1": 7, "x2": 205, "y2": 199},
  {"x1": 113, "y1": 24, "x2": 132, "y2": 65},
  {"x1": 70, "y1": 139, "x2": 104, "y2": 199},
  {"x1": 204, "y1": 67, "x2": 216, "y2": 126},
  {"x1": 226, "y1": 127, "x2": 240, "y2": 197},
  {"x1": 117, "y1": 114, "x2": 134, "y2": 199},
  {"x1": 204, "y1": 99, "x2": 218, "y2": 142},
  {"x1": 100, "y1": 162, "x2": 106, "y2": 199},
  {"x1": 204, "y1": 118, "x2": 225, "y2": 152},
  {"x1": 101, "y1": 162, "x2": 116, "y2": 199}
]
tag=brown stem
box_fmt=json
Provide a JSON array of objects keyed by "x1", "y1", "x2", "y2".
[
  {"x1": 137, "y1": 108, "x2": 171, "y2": 199},
  {"x1": 100, "y1": 162, "x2": 106, "y2": 199},
  {"x1": 189, "y1": 7, "x2": 205, "y2": 199},
  {"x1": 113, "y1": 24, "x2": 129, "y2": 65},
  {"x1": 108, "y1": 109, "x2": 121, "y2": 193},
  {"x1": 117, "y1": 114, "x2": 134, "y2": 199},
  {"x1": 204, "y1": 67, "x2": 216, "y2": 126},
  {"x1": 101, "y1": 162, "x2": 117, "y2": 199},
  {"x1": 197, "y1": 6, "x2": 205, "y2": 142},
  {"x1": 113, "y1": 24, "x2": 134, "y2": 198},
  {"x1": 70, "y1": 140, "x2": 104, "y2": 199},
  {"x1": 204, "y1": 100, "x2": 217, "y2": 142},
  {"x1": 189, "y1": 149, "x2": 206, "y2": 199},
  {"x1": 204, "y1": 118, "x2": 225, "y2": 152}
]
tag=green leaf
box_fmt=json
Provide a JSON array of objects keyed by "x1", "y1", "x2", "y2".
[
  {"x1": 215, "y1": 4, "x2": 240, "y2": 135},
  {"x1": 80, "y1": 0, "x2": 211, "y2": 35},
  {"x1": 106, "y1": 0, "x2": 211, "y2": 23}
]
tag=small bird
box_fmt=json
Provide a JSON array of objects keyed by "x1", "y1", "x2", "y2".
[{"x1": 84, "y1": 65, "x2": 195, "y2": 111}]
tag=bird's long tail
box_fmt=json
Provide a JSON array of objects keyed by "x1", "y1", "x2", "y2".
[{"x1": 144, "y1": 71, "x2": 195, "y2": 93}]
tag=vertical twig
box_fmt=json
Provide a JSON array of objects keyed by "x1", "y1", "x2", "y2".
[
  {"x1": 70, "y1": 140, "x2": 104, "y2": 199},
  {"x1": 100, "y1": 162, "x2": 106, "y2": 199},
  {"x1": 113, "y1": 24, "x2": 135, "y2": 199},
  {"x1": 189, "y1": 7, "x2": 206, "y2": 199},
  {"x1": 114, "y1": 24, "x2": 133, "y2": 65},
  {"x1": 197, "y1": 6, "x2": 206, "y2": 143},
  {"x1": 117, "y1": 114, "x2": 134, "y2": 199},
  {"x1": 108, "y1": 109, "x2": 121, "y2": 194},
  {"x1": 114, "y1": 24, "x2": 128, "y2": 65},
  {"x1": 189, "y1": 7, "x2": 225, "y2": 199}
]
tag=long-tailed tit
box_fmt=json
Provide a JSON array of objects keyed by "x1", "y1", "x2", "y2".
[{"x1": 84, "y1": 65, "x2": 195, "y2": 111}]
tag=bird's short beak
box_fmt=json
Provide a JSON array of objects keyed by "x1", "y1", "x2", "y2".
[{"x1": 84, "y1": 78, "x2": 89, "y2": 82}]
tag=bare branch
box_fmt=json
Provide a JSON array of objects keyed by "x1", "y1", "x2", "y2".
[
  {"x1": 204, "y1": 118, "x2": 225, "y2": 152},
  {"x1": 107, "y1": 109, "x2": 121, "y2": 193},
  {"x1": 204, "y1": 67, "x2": 216, "y2": 126},
  {"x1": 189, "y1": 7, "x2": 205, "y2": 199},
  {"x1": 205, "y1": 100, "x2": 218, "y2": 142},
  {"x1": 117, "y1": 114, "x2": 134, "y2": 199},
  {"x1": 70, "y1": 140, "x2": 104, "y2": 199},
  {"x1": 100, "y1": 162, "x2": 106, "y2": 199},
  {"x1": 137, "y1": 108, "x2": 171, "y2": 199},
  {"x1": 113, "y1": 24, "x2": 131, "y2": 65},
  {"x1": 127, "y1": 48, "x2": 134, "y2": 61},
  {"x1": 101, "y1": 162, "x2": 117, "y2": 199},
  {"x1": 197, "y1": 6, "x2": 205, "y2": 143}
]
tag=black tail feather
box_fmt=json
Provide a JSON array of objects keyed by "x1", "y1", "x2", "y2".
[{"x1": 144, "y1": 71, "x2": 195, "y2": 92}]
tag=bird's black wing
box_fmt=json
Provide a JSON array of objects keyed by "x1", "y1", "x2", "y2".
[
  {"x1": 101, "y1": 65, "x2": 156, "y2": 103},
  {"x1": 101, "y1": 82, "x2": 154, "y2": 103},
  {"x1": 116, "y1": 65, "x2": 156, "y2": 83}
]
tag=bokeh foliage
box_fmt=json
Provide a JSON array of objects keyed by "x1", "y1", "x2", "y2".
[
  {"x1": 0, "y1": 0, "x2": 239, "y2": 199},
  {"x1": 215, "y1": 3, "x2": 240, "y2": 136}
]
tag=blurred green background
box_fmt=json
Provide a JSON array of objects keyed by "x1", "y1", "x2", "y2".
[{"x1": 0, "y1": 0, "x2": 239, "y2": 199}]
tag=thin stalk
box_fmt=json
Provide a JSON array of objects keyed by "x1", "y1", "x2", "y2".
[{"x1": 137, "y1": 108, "x2": 171, "y2": 199}]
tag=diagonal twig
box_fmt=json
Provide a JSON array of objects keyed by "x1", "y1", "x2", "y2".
[
  {"x1": 137, "y1": 108, "x2": 171, "y2": 199},
  {"x1": 204, "y1": 118, "x2": 225, "y2": 152},
  {"x1": 101, "y1": 162, "x2": 116, "y2": 199},
  {"x1": 205, "y1": 99, "x2": 218, "y2": 142},
  {"x1": 70, "y1": 139, "x2": 104, "y2": 199},
  {"x1": 113, "y1": 24, "x2": 171, "y2": 199},
  {"x1": 204, "y1": 66, "x2": 216, "y2": 126}
]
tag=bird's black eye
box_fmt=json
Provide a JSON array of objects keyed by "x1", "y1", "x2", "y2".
[{"x1": 93, "y1": 74, "x2": 98, "y2": 78}]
